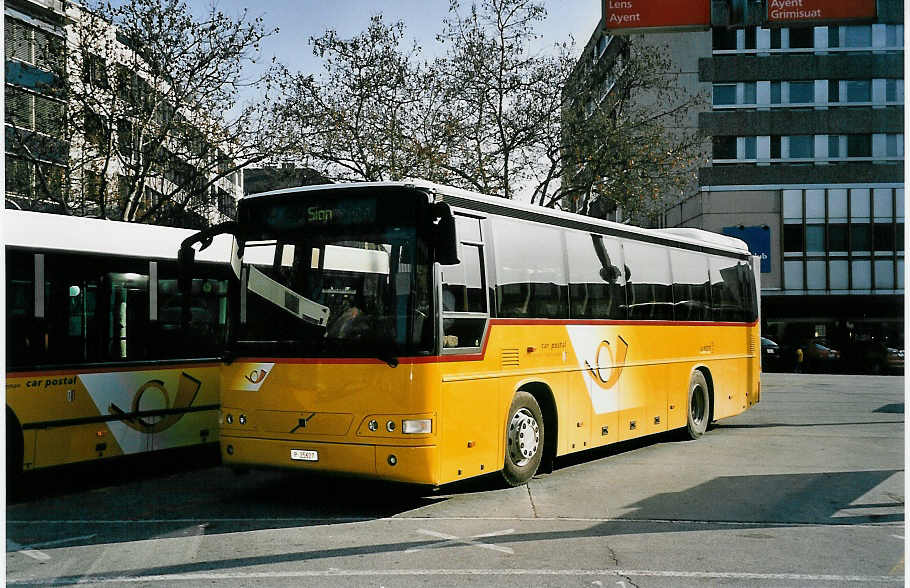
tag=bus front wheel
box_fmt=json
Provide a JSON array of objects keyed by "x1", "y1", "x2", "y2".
[
  {"x1": 686, "y1": 371, "x2": 710, "y2": 440},
  {"x1": 501, "y1": 391, "x2": 544, "y2": 487}
]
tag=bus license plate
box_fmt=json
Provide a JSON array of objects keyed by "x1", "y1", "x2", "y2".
[{"x1": 291, "y1": 449, "x2": 318, "y2": 461}]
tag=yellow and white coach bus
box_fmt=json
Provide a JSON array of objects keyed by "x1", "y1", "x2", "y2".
[
  {"x1": 5, "y1": 210, "x2": 233, "y2": 486},
  {"x1": 179, "y1": 181, "x2": 761, "y2": 487}
]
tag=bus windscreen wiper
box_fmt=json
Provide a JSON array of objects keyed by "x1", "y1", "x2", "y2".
[{"x1": 246, "y1": 266, "x2": 330, "y2": 327}]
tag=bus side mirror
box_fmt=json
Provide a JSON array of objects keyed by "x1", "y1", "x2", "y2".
[
  {"x1": 431, "y1": 202, "x2": 459, "y2": 265},
  {"x1": 177, "y1": 244, "x2": 195, "y2": 295}
]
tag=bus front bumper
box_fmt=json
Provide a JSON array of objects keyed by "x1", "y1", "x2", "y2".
[{"x1": 221, "y1": 436, "x2": 439, "y2": 485}]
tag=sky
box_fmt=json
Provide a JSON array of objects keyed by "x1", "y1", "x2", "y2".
[{"x1": 201, "y1": 0, "x2": 603, "y2": 79}]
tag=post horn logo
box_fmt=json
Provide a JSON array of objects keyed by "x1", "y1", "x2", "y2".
[
  {"x1": 245, "y1": 368, "x2": 268, "y2": 384},
  {"x1": 584, "y1": 335, "x2": 629, "y2": 390},
  {"x1": 109, "y1": 372, "x2": 202, "y2": 433}
]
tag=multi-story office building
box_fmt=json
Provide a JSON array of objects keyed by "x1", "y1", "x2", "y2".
[
  {"x1": 576, "y1": 2, "x2": 904, "y2": 354},
  {"x1": 4, "y1": 0, "x2": 243, "y2": 227}
]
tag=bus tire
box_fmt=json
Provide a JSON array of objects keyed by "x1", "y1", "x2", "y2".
[
  {"x1": 686, "y1": 371, "x2": 710, "y2": 440},
  {"x1": 501, "y1": 391, "x2": 544, "y2": 487},
  {"x1": 6, "y1": 408, "x2": 24, "y2": 499}
]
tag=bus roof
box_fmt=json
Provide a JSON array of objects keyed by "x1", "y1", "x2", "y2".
[
  {"x1": 243, "y1": 180, "x2": 751, "y2": 257},
  {"x1": 2, "y1": 210, "x2": 233, "y2": 262}
]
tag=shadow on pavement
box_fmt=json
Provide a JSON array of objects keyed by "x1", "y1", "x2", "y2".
[{"x1": 12, "y1": 469, "x2": 902, "y2": 585}]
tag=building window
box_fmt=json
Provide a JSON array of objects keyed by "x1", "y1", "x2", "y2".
[
  {"x1": 712, "y1": 136, "x2": 737, "y2": 160},
  {"x1": 846, "y1": 134, "x2": 872, "y2": 158},
  {"x1": 4, "y1": 17, "x2": 63, "y2": 71},
  {"x1": 788, "y1": 27, "x2": 814, "y2": 49},
  {"x1": 789, "y1": 81, "x2": 814, "y2": 103},
  {"x1": 770, "y1": 27, "x2": 782, "y2": 49},
  {"x1": 806, "y1": 261, "x2": 826, "y2": 290},
  {"x1": 885, "y1": 79, "x2": 904, "y2": 103},
  {"x1": 713, "y1": 84, "x2": 736, "y2": 106},
  {"x1": 743, "y1": 136, "x2": 757, "y2": 159},
  {"x1": 829, "y1": 260, "x2": 849, "y2": 289},
  {"x1": 783, "y1": 224, "x2": 804, "y2": 252},
  {"x1": 851, "y1": 260, "x2": 872, "y2": 289},
  {"x1": 843, "y1": 25, "x2": 872, "y2": 48},
  {"x1": 885, "y1": 25, "x2": 904, "y2": 48},
  {"x1": 771, "y1": 81, "x2": 782, "y2": 104},
  {"x1": 874, "y1": 224, "x2": 895, "y2": 252},
  {"x1": 788, "y1": 135, "x2": 814, "y2": 159},
  {"x1": 850, "y1": 224, "x2": 872, "y2": 252},
  {"x1": 743, "y1": 26, "x2": 757, "y2": 50},
  {"x1": 742, "y1": 82, "x2": 757, "y2": 104},
  {"x1": 784, "y1": 260, "x2": 803, "y2": 289},
  {"x1": 828, "y1": 26, "x2": 840, "y2": 48},
  {"x1": 712, "y1": 27, "x2": 737, "y2": 50},
  {"x1": 874, "y1": 260, "x2": 894, "y2": 289},
  {"x1": 845, "y1": 80, "x2": 871, "y2": 102},
  {"x1": 783, "y1": 190, "x2": 803, "y2": 219},
  {"x1": 829, "y1": 224, "x2": 848, "y2": 252},
  {"x1": 770, "y1": 135, "x2": 782, "y2": 159},
  {"x1": 5, "y1": 156, "x2": 33, "y2": 197},
  {"x1": 885, "y1": 134, "x2": 903, "y2": 158},
  {"x1": 805, "y1": 225, "x2": 825, "y2": 253},
  {"x1": 595, "y1": 35, "x2": 608, "y2": 59}
]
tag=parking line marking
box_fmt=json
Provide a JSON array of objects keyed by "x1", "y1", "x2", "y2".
[
  {"x1": 406, "y1": 529, "x2": 515, "y2": 554},
  {"x1": 6, "y1": 540, "x2": 51, "y2": 562},
  {"x1": 6, "y1": 568, "x2": 904, "y2": 584},
  {"x1": 7, "y1": 533, "x2": 98, "y2": 562}
]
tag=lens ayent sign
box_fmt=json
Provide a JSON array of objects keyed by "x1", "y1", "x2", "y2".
[{"x1": 604, "y1": 0, "x2": 710, "y2": 32}]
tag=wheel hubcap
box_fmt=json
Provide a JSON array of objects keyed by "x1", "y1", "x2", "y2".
[{"x1": 507, "y1": 408, "x2": 540, "y2": 467}]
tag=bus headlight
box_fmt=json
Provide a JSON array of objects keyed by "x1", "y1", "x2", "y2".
[{"x1": 402, "y1": 419, "x2": 432, "y2": 434}]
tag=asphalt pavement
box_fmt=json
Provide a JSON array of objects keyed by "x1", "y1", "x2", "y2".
[{"x1": 6, "y1": 373, "x2": 905, "y2": 587}]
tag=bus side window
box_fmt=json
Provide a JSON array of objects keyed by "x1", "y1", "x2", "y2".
[
  {"x1": 566, "y1": 232, "x2": 627, "y2": 320},
  {"x1": 624, "y1": 241, "x2": 674, "y2": 321},
  {"x1": 440, "y1": 216, "x2": 488, "y2": 349},
  {"x1": 6, "y1": 251, "x2": 42, "y2": 366},
  {"x1": 107, "y1": 272, "x2": 150, "y2": 360},
  {"x1": 670, "y1": 250, "x2": 711, "y2": 322},
  {"x1": 493, "y1": 218, "x2": 568, "y2": 319},
  {"x1": 710, "y1": 256, "x2": 749, "y2": 322},
  {"x1": 156, "y1": 274, "x2": 228, "y2": 358}
]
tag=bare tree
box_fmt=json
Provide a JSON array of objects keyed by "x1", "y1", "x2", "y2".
[
  {"x1": 275, "y1": 15, "x2": 455, "y2": 184},
  {"x1": 433, "y1": 0, "x2": 565, "y2": 200},
  {"x1": 274, "y1": 0, "x2": 704, "y2": 221},
  {"x1": 557, "y1": 35, "x2": 707, "y2": 222}
]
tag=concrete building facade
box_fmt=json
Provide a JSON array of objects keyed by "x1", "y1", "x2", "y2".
[
  {"x1": 4, "y1": 0, "x2": 244, "y2": 227},
  {"x1": 578, "y1": 1, "x2": 904, "y2": 357}
]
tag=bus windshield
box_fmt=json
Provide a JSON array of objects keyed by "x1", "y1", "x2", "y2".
[{"x1": 235, "y1": 228, "x2": 433, "y2": 359}]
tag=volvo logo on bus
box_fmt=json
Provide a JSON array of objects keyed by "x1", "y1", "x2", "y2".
[{"x1": 290, "y1": 413, "x2": 316, "y2": 433}]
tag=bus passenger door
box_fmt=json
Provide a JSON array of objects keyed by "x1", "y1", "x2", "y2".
[{"x1": 438, "y1": 214, "x2": 497, "y2": 482}]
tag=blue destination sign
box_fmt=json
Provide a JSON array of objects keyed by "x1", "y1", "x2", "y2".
[{"x1": 723, "y1": 225, "x2": 771, "y2": 273}]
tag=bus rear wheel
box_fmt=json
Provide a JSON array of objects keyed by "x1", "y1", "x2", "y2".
[
  {"x1": 686, "y1": 371, "x2": 710, "y2": 440},
  {"x1": 501, "y1": 391, "x2": 544, "y2": 487}
]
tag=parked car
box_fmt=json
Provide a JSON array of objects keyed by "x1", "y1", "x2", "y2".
[
  {"x1": 760, "y1": 336, "x2": 784, "y2": 372},
  {"x1": 843, "y1": 340, "x2": 904, "y2": 374},
  {"x1": 803, "y1": 339, "x2": 841, "y2": 372}
]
